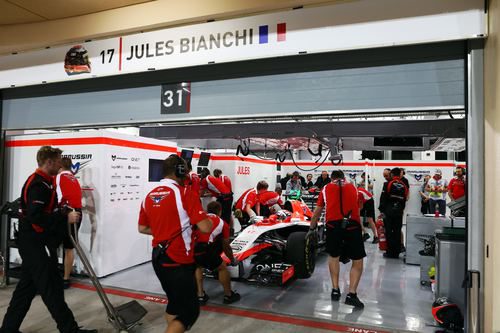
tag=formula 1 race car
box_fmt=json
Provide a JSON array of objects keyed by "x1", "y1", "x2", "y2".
[{"x1": 223, "y1": 198, "x2": 325, "y2": 285}]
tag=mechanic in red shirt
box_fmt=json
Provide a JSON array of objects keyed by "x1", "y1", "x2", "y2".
[
  {"x1": 138, "y1": 154, "x2": 212, "y2": 333},
  {"x1": 448, "y1": 166, "x2": 466, "y2": 200},
  {"x1": 0, "y1": 146, "x2": 95, "y2": 333},
  {"x1": 194, "y1": 201, "x2": 240, "y2": 305},
  {"x1": 310, "y1": 170, "x2": 366, "y2": 309},
  {"x1": 200, "y1": 169, "x2": 233, "y2": 228},
  {"x1": 258, "y1": 190, "x2": 283, "y2": 216},
  {"x1": 213, "y1": 169, "x2": 232, "y2": 192},
  {"x1": 184, "y1": 162, "x2": 201, "y2": 196},
  {"x1": 357, "y1": 186, "x2": 379, "y2": 244},
  {"x1": 233, "y1": 181, "x2": 269, "y2": 227},
  {"x1": 56, "y1": 157, "x2": 83, "y2": 289}
]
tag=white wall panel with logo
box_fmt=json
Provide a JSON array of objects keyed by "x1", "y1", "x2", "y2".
[{"x1": 4, "y1": 130, "x2": 177, "y2": 277}]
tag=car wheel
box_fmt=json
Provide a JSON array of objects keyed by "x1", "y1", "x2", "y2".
[{"x1": 285, "y1": 231, "x2": 317, "y2": 278}]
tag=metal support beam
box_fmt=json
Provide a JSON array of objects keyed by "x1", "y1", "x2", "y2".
[{"x1": 466, "y1": 39, "x2": 484, "y2": 333}]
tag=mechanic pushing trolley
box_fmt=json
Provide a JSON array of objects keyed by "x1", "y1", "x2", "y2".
[{"x1": 0, "y1": 146, "x2": 96, "y2": 333}]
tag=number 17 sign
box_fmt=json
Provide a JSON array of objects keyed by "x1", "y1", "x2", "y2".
[{"x1": 160, "y1": 82, "x2": 191, "y2": 114}]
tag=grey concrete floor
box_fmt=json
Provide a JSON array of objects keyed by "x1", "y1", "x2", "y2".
[
  {"x1": 1, "y1": 285, "x2": 362, "y2": 333},
  {"x1": 97, "y1": 234, "x2": 437, "y2": 333}
]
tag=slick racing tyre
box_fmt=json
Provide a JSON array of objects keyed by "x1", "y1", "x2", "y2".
[{"x1": 286, "y1": 231, "x2": 317, "y2": 278}]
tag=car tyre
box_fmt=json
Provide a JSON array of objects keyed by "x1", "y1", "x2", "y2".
[{"x1": 286, "y1": 231, "x2": 317, "y2": 278}]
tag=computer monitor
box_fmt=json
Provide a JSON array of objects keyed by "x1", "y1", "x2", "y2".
[
  {"x1": 198, "y1": 152, "x2": 211, "y2": 167},
  {"x1": 148, "y1": 159, "x2": 164, "y2": 182},
  {"x1": 180, "y1": 149, "x2": 194, "y2": 164}
]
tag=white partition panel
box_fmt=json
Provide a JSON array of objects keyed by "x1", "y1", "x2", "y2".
[{"x1": 5, "y1": 130, "x2": 177, "y2": 277}]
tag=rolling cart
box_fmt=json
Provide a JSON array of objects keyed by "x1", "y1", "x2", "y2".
[{"x1": 68, "y1": 222, "x2": 147, "y2": 332}]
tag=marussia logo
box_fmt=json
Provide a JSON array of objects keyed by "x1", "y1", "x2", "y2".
[
  {"x1": 152, "y1": 195, "x2": 165, "y2": 204},
  {"x1": 408, "y1": 170, "x2": 430, "y2": 182},
  {"x1": 348, "y1": 173, "x2": 357, "y2": 180},
  {"x1": 413, "y1": 174, "x2": 423, "y2": 181},
  {"x1": 111, "y1": 155, "x2": 127, "y2": 161},
  {"x1": 70, "y1": 160, "x2": 92, "y2": 174}
]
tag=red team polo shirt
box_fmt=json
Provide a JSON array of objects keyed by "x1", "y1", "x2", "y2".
[
  {"x1": 200, "y1": 175, "x2": 231, "y2": 197},
  {"x1": 235, "y1": 188, "x2": 258, "y2": 210},
  {"x1": 56, "y1": 170, "x2": 82, "y2": 209},
  {"x1": 258, "y1": 191, "x2": 283, "y2": 207},
  {"x1": 448, "y1": 176, "x2": 466, "y2": 200},
  {"x1": 219, "y1": 175, "x2": 232, "y2": 192},
  {"x1": 317, "y1": 180, "x2": 361, "y2": 224},
  {"x1": 195, "y1": 213, "x2": 230, "y2": 244},
  {"x1": 138, "y1": 178, "x2": 208, "y2": 264},
  {"x1": 357, "y1": 187, "x2": 373, "y2": 205},
  {"x1": 184, "y1": 171, "x2": 201, "y2": 195}
]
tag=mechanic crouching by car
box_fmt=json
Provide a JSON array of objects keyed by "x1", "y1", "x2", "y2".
[
  {"x1": 138, "y1": 154, "x2": 212, "y2": 333},
  {"x1": 1, "y1": 146, "x2": 97, "y2": 333},
  {"x1": 309, "y1": 170, "x2": 366, "y2": 309},
  {"x1": 258, "y1": 189, "x2": 284, "y2": 216},
  {"x1": 233, "y1": 180, "x2": 269, "y2": 228},
  {"x1": 195, "y1": 201, "x2": 240, "y2": 305}
]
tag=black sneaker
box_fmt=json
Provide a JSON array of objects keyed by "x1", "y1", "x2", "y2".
[
  {"x1": 362, "y1": 233, "x2": 370, "y2": 242},
  {"x1": 76, "y1": 329, "x2": 98, "y2": 333},
  {"x1": 372, "y1": 237, "x2": 379, "y2": 244},
  {"x1": 198, "y1": 292, "x2": 209, "y2": 305},
  {"x1": 345, "y1": 293, "x2": 364, "y2": 309},
  {"x1": 331, "y1": 288, "x2": 341, "y2": 301},
  {"x1": 63, "y1": 279, "x2": 71, "y2": 290},
  {"x1": 223, "y1": 291, "x2": 241, "y2": 304}
]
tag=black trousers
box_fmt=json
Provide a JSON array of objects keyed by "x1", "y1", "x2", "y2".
[
  {"x1": 216, "y1": 195, "x2": 233, "y2": 225},
  {"x1": 384, "y1": 213, "x2": 403, "y2": 257},
  {"x1": 1, "y1": 231, "x2": 78, "y2": 333}
]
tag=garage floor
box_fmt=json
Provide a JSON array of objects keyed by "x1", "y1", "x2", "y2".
[
  {"x1": 95, "y1": 236, "x2": 437, "y2": 333},
  {"x1": 0, "y1": 285, "x2": 360, "y2": 333}
]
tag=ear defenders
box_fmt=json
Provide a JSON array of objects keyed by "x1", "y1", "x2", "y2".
[
  {"x1": 175, "y1": 162, "x2": 186, "y2": 178},
  {"x1": 167, "y1": 154, "x2": 187, "y2": 179}
]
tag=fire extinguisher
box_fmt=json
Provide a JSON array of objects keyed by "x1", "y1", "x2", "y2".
[{"x1": 376, "y1": 218, "x2": 387, "y2": 251}]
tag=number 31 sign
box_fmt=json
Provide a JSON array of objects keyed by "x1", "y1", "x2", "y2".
[{"x1": 161, "y1": 82, "x2": 191, "y2": 114}]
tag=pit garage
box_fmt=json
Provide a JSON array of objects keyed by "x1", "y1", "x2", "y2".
[{"x1": 0, "y1": 2, "x2": 485, "y2": 333}]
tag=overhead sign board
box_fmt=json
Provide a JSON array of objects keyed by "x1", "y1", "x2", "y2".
[
  {"x1": 160, "y1": 82, "x2": 191, "y2": 114},
  {"x1": 0, "y1": 0, "x2": 486, "y2": 89}
]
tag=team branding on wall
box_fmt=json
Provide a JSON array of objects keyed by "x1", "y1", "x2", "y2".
[
  {"x1": 343, "y1": 169, "x2": 364, "y2": 182},
  {"x1": 0, "y1": 0, "x2": 485, "y2": 89},
  {"x1": 61, "y1": 153, "x2": 93, "y2": 174},
  {"x1": 407, "y1": 170, "x2": 431, "y2": 182},
  {"x1": 237, "y1": 166, "x2": 251, "y2": 175}
]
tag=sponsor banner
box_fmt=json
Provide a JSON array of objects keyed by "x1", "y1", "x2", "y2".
[{"x1": 0, "y1": 0, "x2": 485, "y2": 89}]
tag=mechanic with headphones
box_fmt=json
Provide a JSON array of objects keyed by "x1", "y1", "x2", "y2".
[
  {"x1": 309, "y1": 170, "x2": 366, "y2": 309},
  {"x1": 138, "y1": 154, "x2": 212, "y2": 333}
]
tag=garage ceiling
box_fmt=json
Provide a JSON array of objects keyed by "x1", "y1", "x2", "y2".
[
  {"x1": 0, "y1": 0, "x2": 154, "y2": 25},
  {"x1": 140, "y1": 118, "x2": 466, "y2": 152}
]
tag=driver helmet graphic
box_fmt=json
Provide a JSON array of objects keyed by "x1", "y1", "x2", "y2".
[{"x1": 64, "y1": 45, "x2": 91, "y2": 75}]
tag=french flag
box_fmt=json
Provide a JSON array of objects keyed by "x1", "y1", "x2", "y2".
[{"x1": 259, "y1": 23, "x2": 286, "y2": 44}]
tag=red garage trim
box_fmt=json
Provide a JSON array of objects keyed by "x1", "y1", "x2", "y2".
[
  {"x1": 5, "y1": 137, "x2": 177, "y2": 153},
  {"x1": 5, "y1": 137, "x2": 466, "y2": 169}
]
